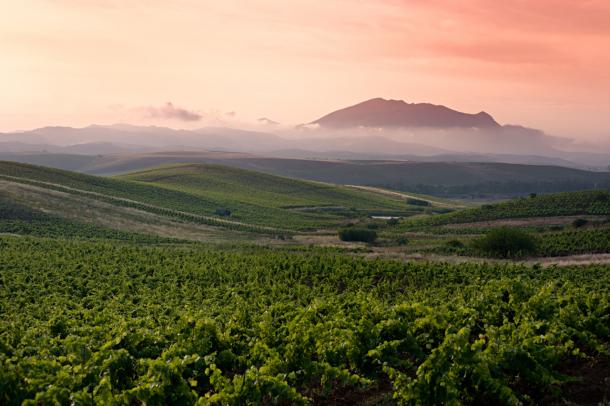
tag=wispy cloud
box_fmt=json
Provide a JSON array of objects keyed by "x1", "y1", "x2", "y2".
[{"x1": 145, "y1": 102, "x2": 202, "y2": 122}]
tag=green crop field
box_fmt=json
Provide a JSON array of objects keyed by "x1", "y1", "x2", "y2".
[
  {"x1": 0, "y1": 160, "x2": 609, "y2": 404},
  {"x1": 0, "y1": 237, "x2": 608, "y2": 405},
  {"x1": 117, "y1": 164, "x2": 429, "y2": 231},
  {"x1": 400, "y1": 190, "x2": 610, "y2": 229}
]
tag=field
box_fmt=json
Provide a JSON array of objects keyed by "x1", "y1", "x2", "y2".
[
  {"x1": 0, "y1": 161, "x2": 438, "y2": 235},
  {"x1": 0, "y1": 160, "x2": 609, "y2": 404},
  {"x1": 1, "y1": 237, "x2": 608, "y2": 405}
]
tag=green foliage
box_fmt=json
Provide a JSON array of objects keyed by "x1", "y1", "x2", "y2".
[
  {"x1": 406, "y1": 198, "x2": 430, "y2": 207},
  {"x1": 0, "y1": 161, "x2": 418, "y2": 233},
  {"x1": 537, "y1": 228, "x2": 610, "y2": 256},
  {"x1": 338, "y1": 228, "x2": 378, "y2": 243},
  {"x1": 404, "y1": 190, "x2": 610, "y2": 229},
  {"x1": 0, "y1": 192, "x2": 176, "y2": 243},
  {"x1": 0, "y1": 237, "x2": 607, "y2": 404},
  {"x1": 387, "y1": 217, "x2": 400, "y2": 226},
  {"x1": 572, "y1": 218, "x2": 588, "y2": 228},
  {"x1": 214, "y1": 207, "x2": 232, "y2": 217},
  {"x1": 396, "y1": 236, "x2": 409, "y2": 246},
  {"x1": 472, "y1": 227, "x2": 537, "y2": 258}
]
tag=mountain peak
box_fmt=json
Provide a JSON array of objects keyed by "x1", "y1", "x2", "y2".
[{"x1": 312, "y1": 98, "x2": 500, "y2": 129}]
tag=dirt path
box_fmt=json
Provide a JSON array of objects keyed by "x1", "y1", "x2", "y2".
[
  {"x1": 441, "y1": 215, "x2": 609, "y2": 229},
  {"x1": 522, "y1": 253, "x2": 610, "y2": 267},
  {"x1": 346, "y1": 185, "x2": 463, "y2": 208}
]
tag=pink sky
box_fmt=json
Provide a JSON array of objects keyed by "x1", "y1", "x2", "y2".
[{"x1": 1, "y1": 0, "x2": 609, "y2": 141}]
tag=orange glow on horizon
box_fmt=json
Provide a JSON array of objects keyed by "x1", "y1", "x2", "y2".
[{"x1": 1, "y1": 0, "x2": 609, "y2": 141}]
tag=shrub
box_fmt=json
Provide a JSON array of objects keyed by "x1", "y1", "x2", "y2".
[
  {"x1": 472, "y1": 227, "x2": 537, "y2": 258},
  {"x1": 338, "y1": 228, "x2": 377, "y2": 243},
  {"x1": 441, "y1": 239, "x2": 467, "y2": 255},
  {"x1": 406, "y1": 198, "x2": 431, "y2": 207},
  {"x1": 572, "y1": 218, "x2": 588, "y2": 228},
  {"x1": 215, "y1": 208, "x2": 231, "y2": 216},
  {"x1": 396, "y1": 236, "x2": 409, "y2": 245},
  {"x1": 387, "y1": 218, "x2": 400, "y2": 226},
  {"x1": 446, "y1": 239, "x2": 465, "y2": 249}
]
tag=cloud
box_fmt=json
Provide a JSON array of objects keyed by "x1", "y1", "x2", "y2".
[{"x1": 145, "y1": 102, "x2": 202, "y2": 122}]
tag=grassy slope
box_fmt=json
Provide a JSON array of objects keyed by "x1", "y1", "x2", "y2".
[
  {"x1": 0, "y1": 190, "x2": 176, "y2": 243},
  {"x1": 0, "y1": 161, "x2": 424, "y2": 233},
  {"x1": 403, "y1": 190, "x2": 610, "y2": 228},
  {"x1": 115, "y1": 163, "x2": 432, "y2": 230},
  {"x1": 390, "y1": 189, "x2": 610, "y2": 258},
  {"x1": 5, "y1": 152, "x2": 610, "y2": 197}
]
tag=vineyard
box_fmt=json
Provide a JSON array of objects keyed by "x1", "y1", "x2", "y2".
[
  {"x1": 400, "y1": 190, "x2": 610, "y2": 229},
  {"x1": 0, "y1": 161, "x2": 433, "y2": 233},
  {"x1": 0, "y1": 237, "x2": 608, "y2": 404}
]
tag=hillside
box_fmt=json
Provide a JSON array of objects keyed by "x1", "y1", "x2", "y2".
[
  {"x1": 116, "y1": 163, "x2": 436, "y2": 230},
  {"x1": 406, "y1": 189, "x2": 610, "y2": 227},
  {"x1": 3, "y1": 152, "x2": 610, "y2": 198},
  {"x1": 311, "y1": 97, "x2": 500, "y2": 128},
  {"x1": 389, "y1": 189, "x2": 610, "y2": 259},
  {"x1": 0, "y1": 161, "x2": 432, "y2": 236}
]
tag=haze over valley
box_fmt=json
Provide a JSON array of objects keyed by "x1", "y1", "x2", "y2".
[{"x1": 2, "y1": 98, "x2": 609, "y2": 171}]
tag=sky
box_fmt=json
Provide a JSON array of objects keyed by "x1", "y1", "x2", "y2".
[{"x1": 1, "y1": 0, "x2": 609, "y2": 142}]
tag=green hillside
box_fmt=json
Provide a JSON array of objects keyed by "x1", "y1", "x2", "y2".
[
  {"x1": 404, "y1": 189, "x2": 610, "y2": 228},
  {"x1": 0, "y1": 161, "x2": 431, "y2": 235},
  {"x1": 0, "y1": 190, "x2": 174, "y2": 243},
  {"x1": 116, "y1": 163, "x2": 434, "y2": 230},
  {"x1": 389, "y1": 189, "x2": 610, "y2": 258},
  {"x1": 4, "y1": 152, "x2": 610, "y2": 198}
]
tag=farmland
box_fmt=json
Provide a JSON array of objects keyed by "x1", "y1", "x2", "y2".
[
  {"x1": 0, "y1": 161, "x2": 436, "y2": 234},
  {"x1": 0, "y1": 160, "x2": 609, "y2": 404},
  {"x1": 1, "y1": 237, "x2": 608, "y2": 404}
]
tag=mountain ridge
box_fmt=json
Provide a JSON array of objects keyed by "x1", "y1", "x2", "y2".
[{"x1": 311, "y1": 97, "x2": 501, "y2": 129}]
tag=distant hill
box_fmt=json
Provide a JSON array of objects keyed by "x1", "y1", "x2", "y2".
[
  {"x1": 1, "y1": 152, "x2": 609, "y2": 198},
  {"x1": 311, "y1": 98, "x2": 500, "y2": 129},
  {"x1": 404, "y1": 189, "x2": 610, "y2": 227},
  {"x1": 0, "y1": 161, "x2": 420, "y2": 234},
  {"x1": 2, "y1": 121, "x2": 609, "y2": 166}
]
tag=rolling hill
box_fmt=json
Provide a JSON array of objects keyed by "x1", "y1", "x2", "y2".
[
  {"x1": 0, "y1": 161, "x2": 435, "y2": 237},
  {"x1": 404, "y1": 189, "x2": 610, "y2": 227},
  {"x1": 2, "y1": 152, "x2": 610, "y2": 198}
]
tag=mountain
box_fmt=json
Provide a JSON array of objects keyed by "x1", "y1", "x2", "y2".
[{"x1": 311, "y1": 98, "x2": 500, "y2": 129}]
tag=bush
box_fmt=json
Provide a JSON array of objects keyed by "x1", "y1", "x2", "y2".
[
  {"x1": 386, "y1": 218, "x2": 400, "y2": 226},
  {"x1": 338, "y1": 228, "x2": 377, "y2": 243},
  {"x1": 572, "y1": 218, "x2": 588, "y2": 228},
  {"x1": 215, "y1": 208, "x2": 231, "y2": 216},
  {"x1": 396, "y1": 236, "x2": 409, "y2": 246},
  {"x1": 445, "y1": 239, "x2": 465, "y2": 249},
  {"x1": 472, "y1": 227, "x2": 537, "y2": 258},
  {"x1": 406, "y1": 198, "x2": 431, "y2": 207}
]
